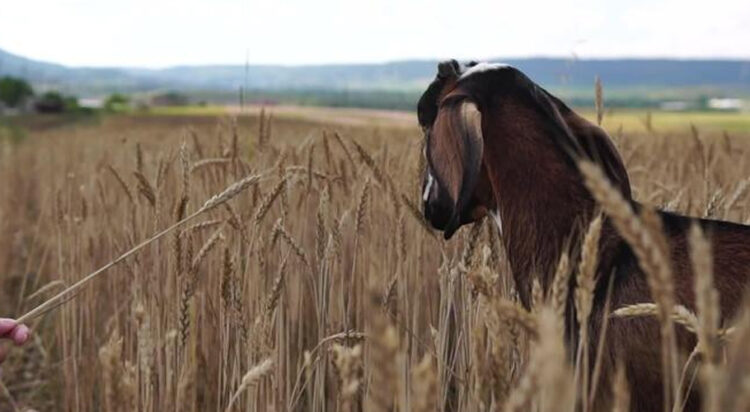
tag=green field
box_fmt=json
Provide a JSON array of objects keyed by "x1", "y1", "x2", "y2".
[{"x1": 587, "y1": 109, "x2": 750, "y2": 134}]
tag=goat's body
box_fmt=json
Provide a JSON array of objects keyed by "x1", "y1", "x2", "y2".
[
  {"x1": 585, "y1": 207, "x2": 750, "y2": 411},
  {"x1": 419, "y1": 61, "x2": 750, "y2": 412}
]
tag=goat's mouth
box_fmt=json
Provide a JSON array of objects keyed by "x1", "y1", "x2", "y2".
[
  {"x1": 424, "y1": 199, "x2": 488, "y2": 240},
  {"x1": 425, "y1": 196, "x2": 491, "y2": 240},
  {"x1": 423, "y1": 199, "x2": 452, "y2": 233}
]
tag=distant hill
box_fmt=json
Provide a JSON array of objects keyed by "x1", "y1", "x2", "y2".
[{"x1": 2, "y1": 46, "x2": 749, "y2": 108}]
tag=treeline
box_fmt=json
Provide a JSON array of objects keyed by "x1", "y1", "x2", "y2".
[
  {"x1": 0, "y1": 76, "x2": 194, "y2": 115},
  {"x1": 0, "y1": 76, "x2": 84, "y2": 114}
]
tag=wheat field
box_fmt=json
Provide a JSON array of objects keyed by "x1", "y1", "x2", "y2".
[{"x1": 1, "y1": 108, "x2": 750, "y2": 412}]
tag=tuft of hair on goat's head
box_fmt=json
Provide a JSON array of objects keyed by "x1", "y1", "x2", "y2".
[{"x1": 417, "y1": 59, "x2": 460, "y2": 130}]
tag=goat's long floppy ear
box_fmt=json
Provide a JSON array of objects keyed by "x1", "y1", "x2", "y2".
[{"x1": 426, "y1": 98, "x2": 484, "y2": 239}]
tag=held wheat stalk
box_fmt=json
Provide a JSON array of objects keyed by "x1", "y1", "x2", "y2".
[
  {"x1": 225, "y1": 358, "x2": 274, "y2": 412},
  {"x1": 17, "y1": 172, "x2": 265, "y2": 323}
]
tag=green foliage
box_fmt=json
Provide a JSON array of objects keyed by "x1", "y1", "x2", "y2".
[
  {"x1": 32, "y1": 91, "x2": 83, "y2": 114},
  {"x1": 151, "y1": 91, "x2": 189, "y2": 106},
  {"x1": 0, "y1": 76, "x2": 34, "y2": 108},
  {"x1": 64, "y1": 96, "x2": 80, "y2": 111},
  {"x1": 104, "y1": 93, "x2": 130, "y2": 112},
  {"x1": 34, "y1": 91, "x2": 66, "y2": 113}
]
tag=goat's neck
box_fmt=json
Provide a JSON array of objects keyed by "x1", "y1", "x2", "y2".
[{"x1": 483, "y1": 127, "x2": 594, "y2": 308}]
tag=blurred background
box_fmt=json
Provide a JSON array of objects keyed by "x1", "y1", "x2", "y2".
[{"x1": 1, "y1": 0, "x2": 748, "y2": 118}]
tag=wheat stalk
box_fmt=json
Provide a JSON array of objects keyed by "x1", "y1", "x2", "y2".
[
  {"x1": 253, "y1": 177, "x2": 287, "y2": 228},
  {"x1": 689, "y1": 224, "x2": 720, "y2": 361},
  {"x1": 224, "y1": 358, "x2": 274, "y2": 412},
  {"x1": 412, "y1": 354, "x2": 437, "y2": 412},
  {"x1": 331, "y1": 343, "x2": 363, "y2": 412},
  {"x1": 550, "y1": 251, "x2": 571, "y2": 319},
  {"x1": 611, "y1": 362, "x2": 631, "y2": 412},
  {"x1": 574, "y1": 214, "x2": 602, "y2": 412},
  {"x1": 613, "y1": 303, "x2": 698, "y2": 333},
  {"x1": 595, "y1": 76, "x2": 604, "y2": 126},
  {"x1": 579, "y1": 160, "x2": 680, "y2": 409}
]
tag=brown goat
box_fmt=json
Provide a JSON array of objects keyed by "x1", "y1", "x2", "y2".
[{"x1": 418, "y1": 60, "x2": 750, "y2": 411}]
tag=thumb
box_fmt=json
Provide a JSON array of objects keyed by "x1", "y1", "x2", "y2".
[
  {"x1": 0, "y1": 319, "x2": 30, "y2": 345},
  {"x1": 0, "y1": 319, "x2": 17, "y2": 336}
]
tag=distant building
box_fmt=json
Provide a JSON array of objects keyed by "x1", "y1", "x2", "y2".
[
  {"x1": 707, "y1": 98, "x2": 743, "y2": 111},
  {"x1": 79, "y1": 98, "x2": 104, "y2": 109}
]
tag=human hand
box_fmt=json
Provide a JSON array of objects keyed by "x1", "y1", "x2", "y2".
[{"x1": 0, "y1": 318, "x2": 30, "y2": 364}]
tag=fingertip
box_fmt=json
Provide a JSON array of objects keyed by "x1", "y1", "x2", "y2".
[{"x1": 11, "y1": 326, "x2": 30, "y2": 346}]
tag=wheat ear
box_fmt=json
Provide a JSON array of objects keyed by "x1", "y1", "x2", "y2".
[
  {"x1": 224, "y1": 358, "x2": 274, "y2": 412},
  {"x1": 17, "y1": 172, "x2": 265, "y2": 323}
]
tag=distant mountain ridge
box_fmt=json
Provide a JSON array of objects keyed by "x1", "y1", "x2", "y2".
[{"x1": 1, "y1": 47, "x2": 749, "y2": 98}]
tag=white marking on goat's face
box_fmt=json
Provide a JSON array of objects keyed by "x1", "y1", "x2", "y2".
[
  {"x1": 489, "y1": 209, "x2": 503, "y2": 237},
  {"x1": 460, "y1": 62, "x2": 511, "y2": 80},
  {"x1": 423, "y1": 173, "x2": 435, "y2": 202}
]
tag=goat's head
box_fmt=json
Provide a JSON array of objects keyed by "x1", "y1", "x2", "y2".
[
  {"x1": 418, "y1": 60, "x2": 496, "y2": 239},
  {"x1": 418, "y1": 60, "x2": 632, "y2": 241}
]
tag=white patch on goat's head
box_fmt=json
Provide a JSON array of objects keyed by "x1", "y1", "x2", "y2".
[
  {"x1": 460, "y1": 62, "x2": 511, "y2": 80},
  {"x1": 423, "y1": 173, "x2": 435, "y2": 202},
  {"x1": 489, "y1": 209, "x2": 503, "y2": 237}
]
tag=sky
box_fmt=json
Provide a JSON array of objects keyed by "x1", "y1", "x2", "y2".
[{"x1": 0, "y1": 0, "x2": 748, "y2": 68}]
